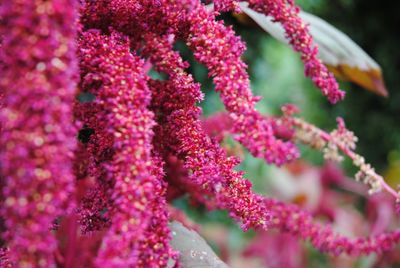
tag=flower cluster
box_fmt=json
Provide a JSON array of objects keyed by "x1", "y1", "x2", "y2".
[
  {"x1": 247, "y1": 0, "x2": 346, "y2": 103},
  {"x1": 0, "y1": 0, "x2": 399, "y2": 267},
  {"x1": 77, "y1": 30, "x2": 176, "y2": 267},
  {"x1": 0, "y1": 0, "x2": 78, "y2": 266},
  {"x1": 187, "y1": 3, "x2": 300, "y2": 166},
  {"x1": 143, "y1": 33, "x2": 270, "y2": 231}
]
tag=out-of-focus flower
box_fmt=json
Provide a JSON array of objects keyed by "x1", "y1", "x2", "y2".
[{"x1": 0, "y1": 0, "x2": 78, "y2": 266}]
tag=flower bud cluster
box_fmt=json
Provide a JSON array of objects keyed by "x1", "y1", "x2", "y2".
[
  {"x1": 354, "y1": 159, "x2": 383, "y2": 195},
  {"x1": 291, "y1": 117, "x2": 398, "y2": 198}
]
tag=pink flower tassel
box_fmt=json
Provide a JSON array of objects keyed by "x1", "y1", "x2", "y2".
[
  {"x1": 186, "y1": 3, "x2": 299, "y2": 165},
  {"x1": 0, "y1": 0, "x2": 79, "y2": 266},
  {"x1": 247, "y1": 0, "x2": 345, "y2": 103},
  {"x1": 78, "y1": 30, "x2": 175, "y2": 267}
]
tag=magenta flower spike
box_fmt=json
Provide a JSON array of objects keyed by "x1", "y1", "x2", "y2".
[
  {"x1": 0, "y1": 0, "x2": 78, "y2": 266},
  {"x1": 144, "y1": 33, "x2": 271, "y2": 231},
  {"x1": 186, "y1": 3, "x2": 300, "y2": 166},
  {"x1": 0, "y1": 0, "x2": 398, "y2": 266},
  {"x1": 81, "y1": 0, "x2": 300, "y2": 166},
  {"x1": 265, "y1": 198, "x2": 400, "y2": 256},
  {"x1": 78, "y1": 30, "x2": 175, "y2": 267},
  {"x1": 246, "y1": 0, "x2": 346, "y2": 103}
]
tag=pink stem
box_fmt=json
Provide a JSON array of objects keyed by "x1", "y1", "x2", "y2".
[{"x1": 65, "y1": 215, "x2": 78, "y2": 268}]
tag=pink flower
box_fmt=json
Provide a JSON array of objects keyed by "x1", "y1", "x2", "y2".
[
  {"x1": 0, "y1": 1, "x2": 397, "y2": 266},
  {"x1": 243, "y1": 231, "x2": 305, "y2": 268},
  {"x1": 0, "y1": 0, "x2": 78, "y2": 266},
  {"x1": 144, "y1": 33, "x2": 271, "y2": 231},
  {"x1": 186, "y1": 3, "x2": 299, "y2": 165},
  {"x1": 265, "y1": 198, "x2": 400, "y2": 255},
  {"x1": 78, "y1": 30, "x2": 175, "y2": 267},
  {"x1": 247, "y1": 0, "x2": 345, "y2": 103}
]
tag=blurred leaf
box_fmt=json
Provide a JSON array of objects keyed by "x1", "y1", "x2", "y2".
[
  {"x1": 384, "y1": 155, "x2": 400, "y2": 188},
  {"x1": 169, "y1": 221, "x2": 229, "y2": 268},
  {"x1": 238, "y1": 2, "x2": 388, "y2": 97}
]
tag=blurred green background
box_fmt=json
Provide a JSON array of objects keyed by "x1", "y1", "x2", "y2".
[{"x1": 173, "y1": 0, "x2": 400, "y2": 267}]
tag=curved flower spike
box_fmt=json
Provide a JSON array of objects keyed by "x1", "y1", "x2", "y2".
[
  {"x1": 186, "y1": 3, "x2": 299, "y2": 166},
  {"x1": 245, "y1": 0, "x2": 345, "y2": 103},
  {"x1": 82, "y1": 0, "x2": 299, "y2": 166},
  {"x1": 265, "y1": 198, "x2": 400, "y2": 256},
  {"x1": 144, "y1": 33, "x2": 271, "y2": 231},
  {"x1": 79, "y1": 30, "x2": 175, "y2": 267}
]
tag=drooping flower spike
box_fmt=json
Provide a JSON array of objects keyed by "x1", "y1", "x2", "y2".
[
  {"x1": 74, "y1": 95, "x2": 114, "y2": 234},
  {"x1": 186, "y1": 2, "x2": 300, "y2": 166},
  {"x1": 244, "y1": 0, "x2": 346, "y2": 103},
  {"x1": 203, "y1": 108, "x2": 400, "y2": 199},
  {"x1": 0, "y1": 0, "x2": 78, "y2": 266},
  {"x1": 81, "y1": 0, "x2": 299, "y2": 166},
  {"x1": 143, "y1": 33, "x2": 271, "y2": 230},
  {"x1": 265, "y1": 198, "x2": 400, "y2": 256},
  {"x1": 0, "y1": 0, "x2": 399, "y2": 266},
  {"x1": 78, "y1": 30, "x2": 176, "y2": 267},
  {"x1": 143, "y1": 30, "x2": 400, "y2": 256}
]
